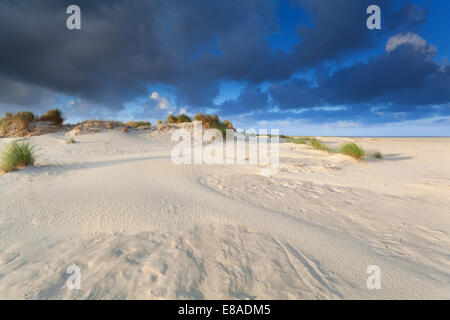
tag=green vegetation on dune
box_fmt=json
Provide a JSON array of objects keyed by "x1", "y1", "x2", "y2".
[
  {"x1": 193, "y1": 113, "x2": 234, "y2": 137},
  {"x1": 67, "y1": 137, "x2": 76, "y2": 144},
  {"x1": 0, "y1": 111, "x2": 36, "y2": 134},
  {"x1": 1, "y1": 109, "x2": 64, "y2": 137},
  {"x1": 309, "y1": 137, "x2": 330, "y2": 152},
  {"x1": 285, "y1": 136, "x2": 329, "y2": 151},
  {"x1": 125, "y1": 121, "x2": 151, "y2": 128},
  {"x1": 166, "y1": 114, "x2": 191, "y2": 124},
  {"x1": 0, "y1": 141, "x2": 36, "y2": 173},
  {"x1": 166, "y1": 114, "x2": 177, "y2": 123},
  {"x1": 372, "y1": 151, "x2": 383, "y2": 159},
  {"x1": 285, "y1": 136, "x2": 309, "y2": 144},
  {"x1": 39, "y1": 108, "x2": 64, "y2": 125},
  {"x1": 175, "y1": 114, "x2": 192, "y2": 123},
  {"x1": 165, "y1": 113, "x2": 233, "y2": 137},
  {"x1": 337, "y1": 143, "x2": 365, "y2": 160},
  {"x1": 284, "y1": 136, "x2": 380, "y2": 160}
]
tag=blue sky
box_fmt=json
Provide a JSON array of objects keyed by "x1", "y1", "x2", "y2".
[{"x1": 0, "y1": 0, "x2": 449, "y2": 136}]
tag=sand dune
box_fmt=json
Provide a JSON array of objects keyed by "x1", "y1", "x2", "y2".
[{"x1": 0, "y1": 130, "x2": 449, "y2": 299}]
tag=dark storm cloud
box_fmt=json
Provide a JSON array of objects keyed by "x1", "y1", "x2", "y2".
[
  {"x1": 287, "y1": 0, "x2": 427, "y2": 68},
  {"x1": 0, "y1": 76, "x2": 58, "y2": 112},
  {"x1": 269, "y1": 34, "x2": 450, "y2": 123},
  {"x1": 0, "y1": 0, "x2": 279, "y2": 111},
  {"x1": 217, "y1": 86, "x2": 270, "y2": 116},
  {"x1": 0, "y1": 0, "x2": 428, "y2": 116}
]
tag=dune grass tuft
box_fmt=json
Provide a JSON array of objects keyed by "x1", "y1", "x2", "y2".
[
  {"x1": 1, "y1": 109, "x2": 65, "y2": 136},
  {"x1": 309, "y1": 138, "x2": 330, "y2": 152},
  {"x1": 39, "y1": 108, "x2": 64, "y2": 125},
  {"x1": 167, "y1": 114, "x2": 177, "y2": 123},
  {"x1": 67, "y1": 137, "x2": 76, "y2": 144},
  {"x1": 368, "y1": 150, "x2": 383, "y2": 159},
  {"x1": 285, "y1": 136, "x2": 329, "y2": 151},
  {"x1": 0, "y1": 111, "x2": 36, "y2": 134},
  {"x1": 373, "y1": 151, "x2": 383, "y2": 159},
  {"x1": 285, "y1": 136, "x2": 369, "y2": 160},
  {"x1": 193, "y1": 113, "x2": 233, "y2": 137},
  {"x1": 337, "y1": 143, "x2": 365, "y2": 160},
  {"x1": 125, "y1": 121, "x2": 151, "y2": 128},
  {"x1": 0, "y1": 141, "x2": 36, "y2": 173},
  {"x1": 285, "y1": 136, "x2": 309, "y2": 144},
  {"x1": 175, "y1": 114, "x2": 192, "y2": 123}
]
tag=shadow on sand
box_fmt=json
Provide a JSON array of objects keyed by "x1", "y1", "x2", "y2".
[
  {"x1": 28, "y1": 155, "x2": 171, "y2": 174},
  {"x1": 381, "y1": 153, "x2": 413, "y2": 161}
]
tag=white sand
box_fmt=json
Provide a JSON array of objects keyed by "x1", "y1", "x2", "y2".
[{"x1": 0, "y1": 131, "x2": 449, "y2": 299}]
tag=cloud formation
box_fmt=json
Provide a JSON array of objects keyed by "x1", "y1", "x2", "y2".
[
  {"x1": 134, "y1": 92, "x2": 178, "y2": 120},
  {"x1": 269, "y1": 33, "x2": 450, "y2": 123},
  {"x1": 0, "y1": 0, "x2": 446, "y2": 130}
]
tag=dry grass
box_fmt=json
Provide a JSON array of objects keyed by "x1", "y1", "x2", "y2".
[
  {"x1": 222, "y1": 119, "x2": 233, "y2": 129},
  {"x1": 0, "y1": 111, "x2": 37, "y2": 136}
]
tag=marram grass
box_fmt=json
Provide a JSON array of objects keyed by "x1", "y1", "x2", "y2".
[
  {"x1": 337, "y1": 143, "x2": 365, "y2": 160},
  {"x1": 0, "y1": 141, "x2": 36, "y2": 173},
  {"x1": 284, "y1": 136, "x2": 370, "y2": 160},
  {"x1": 285, "y1": 136, "x2": 329, "y2": 151}
]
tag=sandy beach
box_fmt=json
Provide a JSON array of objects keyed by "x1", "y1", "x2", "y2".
[{"x1": 0, "y1": 129, "x2": 448, "y2": 299}]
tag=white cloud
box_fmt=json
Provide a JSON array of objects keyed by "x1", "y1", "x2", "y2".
[
  {"x1": 150, "y1": 91, "x2": 171, "y2": 110},
  {"x1": 386, "y1": 32, "x2": 436, "y2": 56},
  {"x1": 133, "y1": 91, "x2": 177, "y2": 120}
]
